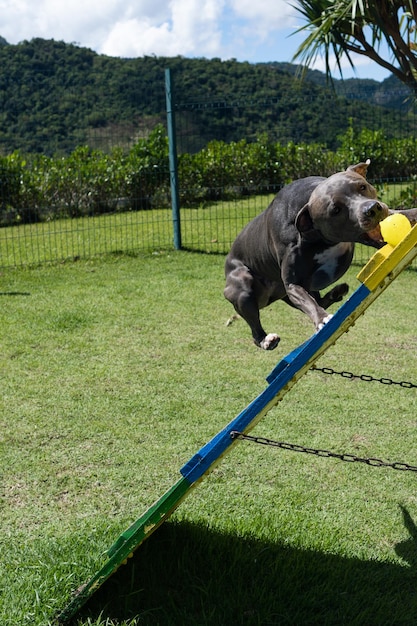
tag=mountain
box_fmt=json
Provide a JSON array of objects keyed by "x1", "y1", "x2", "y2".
[{"x1": 0, "y1": 37, "x2": 414, "y2": 155}]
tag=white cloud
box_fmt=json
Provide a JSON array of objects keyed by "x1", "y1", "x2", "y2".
[
  {"x1": 230, "y1": 0, "x2": 296, "y2": 30},
  {"x1": 0, "y1": 0, "x2": 293, "y2": 57},
  {"x1": 1, "y1": 0, "x2": 117, "y2": 47},
  {"x1": 0, "y1": 0, "x2": 390, "y2": 79},
  {"x1": 101, "y1": 0, "x2": 225, "y2": 58}
]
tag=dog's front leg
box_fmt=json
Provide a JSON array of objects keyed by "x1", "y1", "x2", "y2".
[
  {"x1": 286, "y1": 283, "x2": 332, "y2": 330},
  {"x1": 281, "y1": 246, "x2": 332, "y2": 330}
]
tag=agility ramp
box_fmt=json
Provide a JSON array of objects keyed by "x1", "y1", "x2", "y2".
[{"x1": 58, "y1": 225, "x2": 417, "y2": 623}]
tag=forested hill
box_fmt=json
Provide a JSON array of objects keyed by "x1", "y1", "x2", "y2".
[{"x1": 0, "y1": 37, "x2": 413, "y2": 155}]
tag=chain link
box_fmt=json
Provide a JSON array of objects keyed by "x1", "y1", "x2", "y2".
[
  {"x1": 229, "y1": 368, "x2": 417, "y2": 471},
  {"x1": 230, "y1": 431, "x2": 417, "y2": 473},
  {"x1": 311, "y1": 366, "x2": 417, "y2": 388}
]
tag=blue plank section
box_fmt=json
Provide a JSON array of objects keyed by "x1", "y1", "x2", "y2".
[
  {"x1": 263, "y1": 338, "x2": 310, "y2": 382},
  {"x1": 266, "y1": 283, "x2": 369, "y2": 383},
  {"x1": 181, "y1": 283, "x2": 370, "y2": 484}
]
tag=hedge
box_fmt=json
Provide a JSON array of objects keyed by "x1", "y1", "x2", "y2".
[{"x1": 1, "y1": 125, "x2": 417, "y2": 226}]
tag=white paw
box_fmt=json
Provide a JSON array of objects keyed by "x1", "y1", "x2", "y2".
[
  {"x1": 259, "y1": 333, "x2": 280, "y2": 350},
  {"x1": 317, "y1": 314, "x2": 333, "y2": 330}
]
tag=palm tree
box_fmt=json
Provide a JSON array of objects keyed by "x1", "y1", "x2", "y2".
[{"x1": 292, "y1": 0, "x2": 417, "y2": 89}]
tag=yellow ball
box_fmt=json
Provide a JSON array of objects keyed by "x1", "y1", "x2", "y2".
[{"x1": 380, "y1": 213, "x2": 411, "y2": 247}]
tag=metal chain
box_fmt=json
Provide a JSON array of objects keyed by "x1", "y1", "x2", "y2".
[
  {"x1": 230, "y1": 431, "x2": 417, "y2": 473},
  {"x1": 229, "y1": 367, "x2": 417, "y2": 471},
  {"x1": 311, "y1": 365, "x2": 417, "y2": 388}
]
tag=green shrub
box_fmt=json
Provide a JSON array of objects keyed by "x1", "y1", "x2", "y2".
[
  {"x1": 2, "y1": 124, "x2": 417, "y2": 225},
  {"x1": 337, "y1": 124, "x2": 417, "y2": 180},
  {"x1": 0, "y1": 152, "x2": 40, "y2": 225},
  {"x1": 126, "y1": 124, "x2": 170, "y2": 210}
]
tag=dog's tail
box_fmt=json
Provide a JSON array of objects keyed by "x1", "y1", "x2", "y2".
[{"x1": 225, "y1": 314, "x2": 240, "y2": 327}]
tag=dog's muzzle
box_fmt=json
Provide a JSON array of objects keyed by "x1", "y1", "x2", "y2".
[{"x1": 359, "y1": 200, "x2": 388, "y2": 248}]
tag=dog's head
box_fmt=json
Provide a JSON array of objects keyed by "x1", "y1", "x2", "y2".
[{"x1": 296, "y1": 160, "x2": 388, "y2": 248}]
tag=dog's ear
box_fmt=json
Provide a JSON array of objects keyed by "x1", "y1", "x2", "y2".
[
  {"x1": 295, "y1": 204, "x2": 315, "y2": 234},
  {"x1": 296, "y1": 204, "x2": 326, "y2": 242},
  {"x1": 347, "y1": 158, "x2": 371, "y2": 178}
]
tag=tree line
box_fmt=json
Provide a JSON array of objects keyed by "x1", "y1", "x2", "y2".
[{"x1": 0, "y1": 38, "x2": 415, "y2": 155}]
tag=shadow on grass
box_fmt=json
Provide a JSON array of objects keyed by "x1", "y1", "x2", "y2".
[
  {"x1": 75, "y1": 507, "x2": 417, "y2": 626},
  {"x1": 0, "y1": 291, "x2": 31, "y2": 296},
  {"x1": 396, "y1": 505, "x2": 417, "y2": 569}
]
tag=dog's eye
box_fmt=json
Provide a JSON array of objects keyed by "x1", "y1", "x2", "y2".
[
  {"x1": 331, "y1": 203, "x2": 343, "y2": 215},
  {"x1": 359, "y1": 184, "x2": 367, "y2": 192}
]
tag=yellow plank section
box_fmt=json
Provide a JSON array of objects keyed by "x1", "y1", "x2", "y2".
[{"x1": 357, "y1": 224, "x2": 417, "y2": 290}]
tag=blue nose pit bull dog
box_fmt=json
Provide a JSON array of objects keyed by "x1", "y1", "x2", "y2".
[{"x1": 224, "y1": 161, "x2": 417, "y2": 350}]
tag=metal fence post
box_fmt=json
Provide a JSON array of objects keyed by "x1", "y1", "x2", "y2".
[{"x1": 165, "y1": 68, "x2": 182, "y2": 250}]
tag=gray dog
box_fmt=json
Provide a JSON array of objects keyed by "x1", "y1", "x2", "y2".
[{"x1": 224, "y1": 161, "x2": 417, "y2": 349}]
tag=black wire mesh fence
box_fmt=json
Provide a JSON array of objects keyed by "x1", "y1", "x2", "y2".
[
  {"x1": 172, "y1": 80, "x2": 417, "y2": 264},
  {"x1": 1, "y1": 69, "x2": 417, "y2": 268}
]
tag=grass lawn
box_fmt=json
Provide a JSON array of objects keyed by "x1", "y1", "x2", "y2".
[
  {"x1": 0, "y1": 180, "x2": 414, "y2": 269},
  {"x1": 0, "y1": 195, "x2": 274, "y2": 268},
  {"x1": 1, "y1": 250, "x2": 417, "y2": 625}
]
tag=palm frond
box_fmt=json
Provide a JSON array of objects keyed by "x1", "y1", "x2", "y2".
[{"x1": 291, "y1": 0, "x2": 417, "y2": 87}]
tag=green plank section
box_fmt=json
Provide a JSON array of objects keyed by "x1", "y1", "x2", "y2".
[{"x1": 57, "y1": 477, "x2": 191, "y2": 623}]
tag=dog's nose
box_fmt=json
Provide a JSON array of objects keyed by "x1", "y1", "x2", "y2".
[{"x1": 363, "y1": 201, "x2": 383, "y2": 218}]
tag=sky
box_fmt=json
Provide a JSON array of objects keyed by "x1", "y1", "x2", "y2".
[{"x1": 0, "y1": 0, "x2": 392, "y2": 82}]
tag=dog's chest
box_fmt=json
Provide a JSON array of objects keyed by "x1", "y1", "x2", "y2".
[{"x1": 312, "y1": 242, "x2": 353, "y2": 288}]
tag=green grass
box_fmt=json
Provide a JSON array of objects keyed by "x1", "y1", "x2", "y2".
[
  {"x1": 376, "y1": 178, "x2": 417, "y2": 207},
  {"x1": 0, "y1": 209, "x2": 175, "y2": 267},
  {"x1": 2, "y1": 251, "x2": 417, "y2": 625},
  {"x1": 1, "y1": 180, "x2": 415, "y2": 269},
  {"x1": 3, "y1": 182, "x2": 412, "y2": 270},
  {"x1": 0, "y1": 195, "x2": 274, "y2": 268}
]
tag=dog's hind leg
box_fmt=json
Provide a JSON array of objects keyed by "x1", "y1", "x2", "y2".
[{"x1": 224, "y1": 264, "x2": 280, "y2": 350}]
